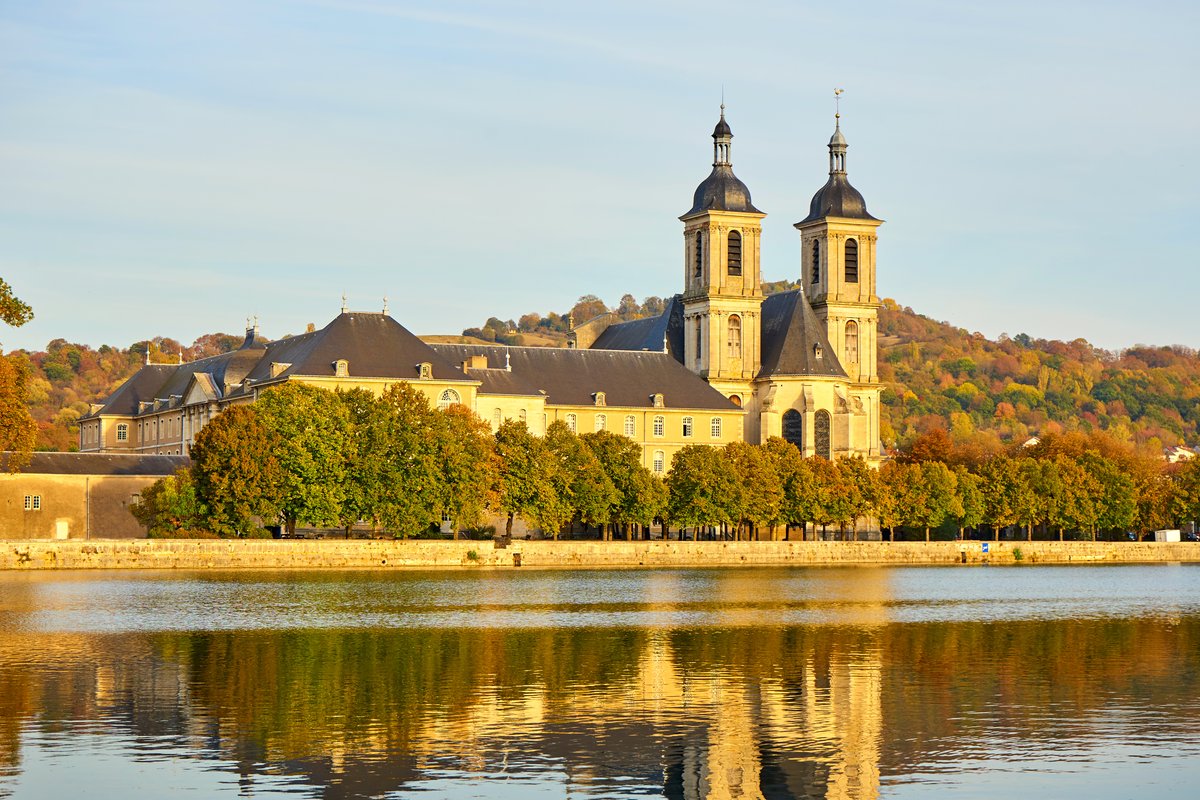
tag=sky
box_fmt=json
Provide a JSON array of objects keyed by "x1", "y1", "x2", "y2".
[{"x1": 2, "y1": 0, "x2": 1198, "y2": 353}]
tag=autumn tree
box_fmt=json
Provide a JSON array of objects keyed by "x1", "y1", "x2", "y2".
[
  {"x1": 979, "y1": 455, "x2": 1023, "y2": 541},
  {"x1": 838, "y1": 456, "x2": 877, "y2": 540},
  {"x1": 1, "y1": 278, "x2": 36, "y2": 469},
  {"x1": 545, "y1": 421, "x2": 617, "y2": 538},
  {"x1": 437, "y1": 404, "x2": 499, "y2": 536},
  {"x1": 582, "y1": 430, "x2": 665, "y2": 539},
  {"x1": 130, "y1": 468, "x2": 208, "y2": 536},
  {"x1": 909, "y1": 461, "x2": 962, "y2": 541},
  {"x1": 952, "y1": 465, "x2": 985, "y2": 540},
  {"x1": 763, "y1": 438, "x2": 816, "y2": 539},
  {"x1": 494, "y1": 420, "x2": 563, "y2": 538},
  {"x1": 724, "y1": 441, "x2": 783, "y2": 540},
  {"x1": 666, "y1": 444, "x2": 739, "y2": 537}
]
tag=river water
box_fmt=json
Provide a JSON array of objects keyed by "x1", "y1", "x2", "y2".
[{"x1": 1, "y1": 565, "x2": 1198, "y2": 799}]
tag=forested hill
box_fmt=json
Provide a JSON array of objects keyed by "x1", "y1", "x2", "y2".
[{"x1": 9, "y1": 294, "x2": 1200, "y2": 455}]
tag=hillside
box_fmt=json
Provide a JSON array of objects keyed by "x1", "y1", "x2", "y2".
[{"x1": 9, "y1": 294, "x2": 1200, "y2": 454}]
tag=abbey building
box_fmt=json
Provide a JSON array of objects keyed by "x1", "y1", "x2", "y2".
[
  {"x1": 79, "y1": 107, "x2": 883, "y2": 468},
  {"x1": 571, "y1": 107, "x2": 883, "y2": 464}
]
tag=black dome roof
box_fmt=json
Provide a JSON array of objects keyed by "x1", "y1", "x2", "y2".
[
  {"x1": 682, "y1": 165, "x2": 762, "y2": 217},
  {"x1": 713, "y1": 115, "x2": 732, "y2": 138},
  {"x1": 798, "y1": 174, "x2": 878, "y2": 223}
]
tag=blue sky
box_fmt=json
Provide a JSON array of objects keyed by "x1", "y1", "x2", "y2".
[{"x1": 2, "y1": 0, "x2": 1197, "y2": 352}]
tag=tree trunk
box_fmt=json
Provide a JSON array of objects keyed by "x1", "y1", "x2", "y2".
[
  {"x1": 890, "y1": 525, "x2": 895, "y2": 543},
  {"x1": 1059, "y1": 527, "x2": 1064, "y2": 542},
  {"x1": 925, "y1": 526, "x2": 930, "y2": 542},
  {"x1": 993, "y1": 525, "x2": 1000, "y2": 541},
  {"x1": 1027, "y1": 523, "x2": 1032, "y2": 541}
]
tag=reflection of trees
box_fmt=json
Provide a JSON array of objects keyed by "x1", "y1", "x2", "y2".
[{"x1": 0, "y1": 616, "x2": 1198, "y2": 799}]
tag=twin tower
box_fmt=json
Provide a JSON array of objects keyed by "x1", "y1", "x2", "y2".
[{"x1": 679, "y1": 105, "x2": 883, "y2": 459}]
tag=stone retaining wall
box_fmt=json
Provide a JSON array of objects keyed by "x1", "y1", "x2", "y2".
[{"x1": 2, "y1": 538, "x2": 1199, "y2": 570}]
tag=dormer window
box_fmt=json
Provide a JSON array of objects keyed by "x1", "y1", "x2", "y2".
[
  {"x1": 651, "y1": 393, "x2": 665, "y2": 408},
  {"x1": 333, "y1": 359, "x2": 349, "y2": 377},
  {"x1": 727, "y1": 230, "x2": 742, "y2": 276},
  {"x1": 417, "y1": 362, "x2": 432, "y2": 380},
  {"x1": 593, "y1": 391, "x2": 606, "y2": 406},
  {"x1": 814, "y1": 344, "x2": 823, "y2": 360}
]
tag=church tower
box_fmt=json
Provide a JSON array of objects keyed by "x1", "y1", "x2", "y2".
[
  {"x1": 679, "y1": 106, "x2": 767, "y2": 409},
  {"x1": 794, "y1": 115, "x2": 882, "y2": 384}
]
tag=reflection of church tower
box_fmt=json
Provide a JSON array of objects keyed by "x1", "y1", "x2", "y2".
[
  {"x1": 680, "y1": 106, "x2": 766, "y2": 412},
  {"x1": 795, "y1": 115, "x2": 882, "y2": 385}
]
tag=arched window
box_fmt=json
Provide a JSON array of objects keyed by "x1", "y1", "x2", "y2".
[
  {"x1": 845, "y1": 239, "x2": 858, "y2": 283},
  {"x1": 653, "y1": 450, "x2": 665, "y2": 474},
  {"x1": 653, "y1": 415, "x2": 665, "y2": 437},
  {"x1": 695, "y1": 320, "x2": 703, "y2": 367},
  {"x1": 814, "y1": 410, "x2": 832, "y2": 460},
  {"x1": 845, "y1": 320, "x2": 859, "y2": 363},
  {"x1": 595, "y1": 413, "x2": 606, "y2": 432},
  {"x1": 519, "y1": 409, "x2": 527, "y2": 423},
  {"x1": 682, "y1": 416, "x2": 694, "y2": 437},
  {"x1": 116, "y1": 423, "x2": 128, "y2": 442},
  {"x1": 727, "y1": 230, "x2": 742, "y2": 276},
  {"x1": 729, "y1": 395, "x2": 743, "y2": 408},
  {"x1": 624, "y1": 415, "x2": 636, "y2": 437},
  {"x1": 811, "y1": 240, "x2": 820, "y2": 283},
  {"x1": 694, "y1": 231, "x2": 703, "y2": 279},
  {"x1": 711, "y1": 417, "x2": 722, "y2": 438},
  {"x1": 492, "y1": 408, "x2": 502, "y2": 429},
  {"x1": 728, "y1": 315, "x2": 742, "y2": 360},
  {"x1": 437, "y1": 389, "x2": 460, "y2": 411},
  {"x1": 565, "y1": 413, "x2": 577, "y2": 433},
  {"x1": 782, "y1": 409, "x2": 803, "y2": 449}
]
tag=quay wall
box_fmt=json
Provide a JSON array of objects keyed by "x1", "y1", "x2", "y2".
[{"x1": 2, "y1": 538, "x2": 1200, "y2": 571}]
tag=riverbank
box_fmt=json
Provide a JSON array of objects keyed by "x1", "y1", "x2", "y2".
[{"x1": 3, "y1": 538, "x2": 1200, "y2": 570}]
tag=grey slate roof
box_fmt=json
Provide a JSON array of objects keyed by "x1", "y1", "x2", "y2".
[
  {"x1": 240, "y1": 313, "x2": 472, "y2": 386},
  {"x1": 429, "y1": 344, "x2": 738, "y2": 411},
  {"x1": 798, "y1": 173, "x2": 878, "y2": 223},
  {"x1": 590, "y1": 296, "x2": 684, "y2": 360},
  {"x1": 758, "y1": 290, "x2": 847, "y2": 378},
  {"x1": 87, "y1": 364, "x2": 177, "y2": 416},
  {"x1": 1, "y1": 452, "x2": 190, "y2": 476},
  {"x1": 683, "y1": 165, "x2": 762, "y2": 217}
]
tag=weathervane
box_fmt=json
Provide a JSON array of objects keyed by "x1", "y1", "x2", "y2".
[
  {"x1": 341, "y1": 293, "x2": 348, "y2": 314},
  {"x1": 834, "y1": 87, "x2": 844, "y2": 121},
  {"x1": 382, "y1": 295, "x2": 389, "y2": 315}
]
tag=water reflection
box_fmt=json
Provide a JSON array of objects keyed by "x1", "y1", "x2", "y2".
[{"x1": 1, "y1": 567, "x2": 1199, "y2": 799}]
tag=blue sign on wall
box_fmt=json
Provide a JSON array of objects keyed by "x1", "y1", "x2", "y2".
[{"x1": 981, "y1": 542, "x2": 990, "y2": 553}]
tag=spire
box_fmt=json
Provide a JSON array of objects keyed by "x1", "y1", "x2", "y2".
[
  {"x1": 712, "y1": 103, "x2": 732, "y2": 166},
  {"x1": 829, "y1": 88, "x2": 847, "y2": 175}
]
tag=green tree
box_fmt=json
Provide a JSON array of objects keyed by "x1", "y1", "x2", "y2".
[
  {"x1": 256, "y1": 383, "x2": 355, "y2": 536},
  {"x1": 724, "y1": 441, "x2": 783, "y2": 540},
  {"x1": 1080, "y1": 451, "x2": 1136, "y2": 538},
  {"x1": 0, "y1": 278, "x2": 33, "y2": 327},
  {"x1": 437, "y1": 404, "x2": 499, "y2": 536},
  {"x1": 666, "y1": 444, "x2": 739, "y2": 537},
  {"x1": 875, "y1": 461, "x2": 909, "y2": 541},
  {"x1": 952, "y1": 465, "x2": 985, "y2": 540},
  {"x1": 1046, "y1": 454, "x2": 1100, "y2": 540},
  {"x1": 763, "y1": 438, "x2": 816, "y2": 539},
  {"x1": 910, "y1": 461, "x2": 962, "y2": 541},
  {"x1": 368, "y1": 384, "x2": 444, "y2": 538},
  {"x1": 979, "y1": 455, "x2": 1023, "y2": 541},
  {"x1": 544, "y1": 421, "x2": 617, "y2": 538},
  {"x1": 838, "y1": 456, "x2": 877, "y2": 540},
  {"x1": 582, "y1": 430, "x2": 665, "y2": 539},
  {"x1": 808, "y1": 456, "x2": 844, "y2": 538},
  {"x1": 130, "y1": 468, "x2": 208, "y2": 536},
  {"x1": 494, "y1": 420, "x2": 563, "y2": 538},
  {"x1": 189, "y1": 405, "x2": 283, "y2": 536}
]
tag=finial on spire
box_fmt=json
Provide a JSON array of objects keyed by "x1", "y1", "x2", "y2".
[
  {"x1": 505, "y1": 350, "x2": 511, "y2": 372},
  {"x1": 834, "y1": 87, "x2": 844, "y2": 122},
  {"x1": 252, "y1": 314, "x2": 259, "y2": 334},
  {"x1": 341, "y1": 293, "x2": 348, "y2": 314},
  {"x1": 382, "y1": 296, "x2": 389, "y2": 315}
]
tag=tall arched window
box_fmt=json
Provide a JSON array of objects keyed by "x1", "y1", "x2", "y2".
[
  {"x1": 845, "y1": 239, "x2": 858, "y2": 283},
  {"x1": 565, "y1": 413, "x2": 577, "y2": 433},
  {"x1": 653, "y1": 450, "x2": 665, "y2": 474},
  {"x1": 492, "y1": 408, "x2": 502, "y2": 429},
  {"x1": 116, "y1": 423, "x2": 128, "y2": 442},
  {"x1": 845, "y1": 320, "x2": 859, "y2": 363},
  {"x1": 695, "y1": 320, "x2": 703, "y2": 367},
  {"x1": 624, "y1": 415, "x2": 636, "y2": 437},
  {"x1": 694, "y1": 231, "x2": 703, "y2": 279},
  {"x1": 727, "y1": 230, "x2": 742, "y2": 276},
  {"x1": 811, "y1": 240, "x2": 820, "y2": 283},
  {"x1": 727, "y1": 315, "x2": 742, "y2": 360},
  {"x1": 437, "y1": 389, "x2": 460, "y2": 411},
  {"x1": 595, "y1": 413, "x2": 606, "y2": 432},
  {"x1": 782, "y1": 410, "x2": 803, "y2": 449},
  {"x1": 814, "y1": 410, "x2": 832, "y2": 460}
]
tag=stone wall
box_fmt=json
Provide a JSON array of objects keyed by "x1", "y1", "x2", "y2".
[{"x1": 2, "y1": 538, "x2": 1199, "y2": 571}]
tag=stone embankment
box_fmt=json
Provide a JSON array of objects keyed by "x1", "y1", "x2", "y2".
[{"x1": 2, "y1": 538, "x2": 1199, "y2": 570}]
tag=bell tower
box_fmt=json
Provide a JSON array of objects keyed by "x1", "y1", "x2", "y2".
[
  {"x1": 794, "y1": 113, "x2": 882, "y2": 384},
  {"x1": 679, "y1": 106, "x2": 766, "y2": 405}
]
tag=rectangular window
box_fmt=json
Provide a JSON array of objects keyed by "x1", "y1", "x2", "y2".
[
  {"x1": 594, "y1": 414, "x2": 606, "y2": 432},
  {"x1": 711, "y1": 417, "x2": 722, "y2": 438},
  {"x1": 653, "y1": 416, "x2": 665, "y2": 437},
  {"x1": 117, "y1": 424, "x2": 128, "y2": 442},
  {"x1": 624, "y1": 415, "x2": 636, "y2": 437},
  {"x1": 24, "y1": 496, "x2": 41, "y2": 511},
  {"x1": 653, "y1": 451, "x2": 665, "y2": 474},
  {"x1": 566, "y1": 413, "x2": 577, "y2": 433},
  {"x1": 682, "y1": 417, "x2": 694, "y2": 438}
]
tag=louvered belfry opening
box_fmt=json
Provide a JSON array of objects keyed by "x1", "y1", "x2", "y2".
[
  {"x1": 727, "y1": 230, "x2": 742, "y2": 276},
  {"x1": 845, "y1": 239, "x2": 858, "y2": 282}
]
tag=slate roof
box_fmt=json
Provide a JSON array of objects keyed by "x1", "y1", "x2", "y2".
[
  {"x1": 758, "y1": 290, "x2": 847, "y2": 378},
  {"x1": 429, "y1": 344, "x2": 739, "y2": 411},
  {"x1": 590, "y1": 296, "x2": 685, "y2": 360},
  {"x1": 1, "y1": 452, "x2": 189, "y2": 476},
  {"x1": 683, "y1": 164, "x2": 762, "y2": 217},
  {"x1": 85, "y1": 364, "x2": 177, "y2": 416},
  {"x1": 239, "y1": 313, "x2": 473, "y2": 387}
]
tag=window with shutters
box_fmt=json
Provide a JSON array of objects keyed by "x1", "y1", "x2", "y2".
[
  {"x1": 694, "y1": 231, "x2": 703, "y2": 279},
  {"x1": 812, "y1": 240, "x2": 820, "y2": 283},
  {"x1": 845, "y1": 239, "x2": 858, "y2": 283}
]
